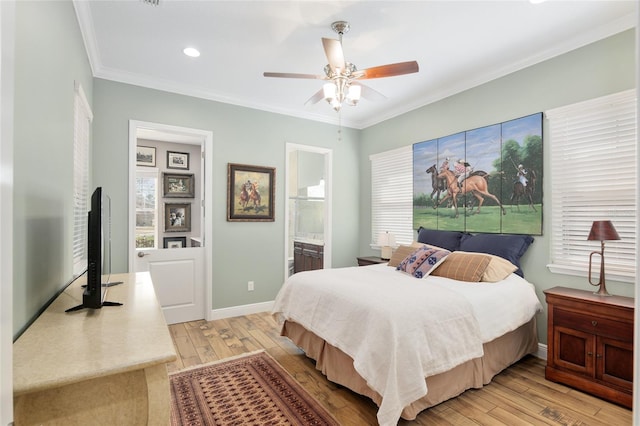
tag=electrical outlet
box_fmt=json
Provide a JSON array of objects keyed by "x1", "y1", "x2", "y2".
[{"x1": 248, "y1": 281, "x2": 254, "y2": 291}]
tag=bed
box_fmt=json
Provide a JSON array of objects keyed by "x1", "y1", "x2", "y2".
[{"x1": 272, "y1": 230, "x2": 542, "y2": 426}]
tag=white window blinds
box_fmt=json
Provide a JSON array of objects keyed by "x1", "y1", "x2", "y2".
[
  {"x1": 73, "y1": 82, "x2": 93, "y2": 275},
  {"x1": 370, "y1": 145, "x2": 414, "y2": 246},
  {"x1": 547, "y1": 89, "x2": 636, "y2": 282}
]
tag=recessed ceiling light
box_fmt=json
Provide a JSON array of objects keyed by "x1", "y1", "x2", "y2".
[{"x1": 183, "y1": 47, "x2": 200, "y2": 58}]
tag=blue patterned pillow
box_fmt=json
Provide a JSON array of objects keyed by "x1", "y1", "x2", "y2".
[{"x1": 396, "y1": 246, "x2": 451, "y2": 278}]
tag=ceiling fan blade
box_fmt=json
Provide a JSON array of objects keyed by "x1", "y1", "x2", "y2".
[
  {"x1": 304, "y1": 88, "x2": 325, "y2": 106},
  {"x1": 354, "y1": 61, "x2": 419, "y2": 79},
  {"x1": 322, "y1": 38, "x2": 345, "y2": 72},
  {"x1": 263, "y1": 72, "x2": 326, "y2": 80},
  {"x1": 353, "y1": 82, "x2": 387, "y2": 101}
]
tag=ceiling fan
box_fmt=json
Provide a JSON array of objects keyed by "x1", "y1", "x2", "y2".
[{"x1": 263, "y1": 21, "x2": 419, "y2": 112}]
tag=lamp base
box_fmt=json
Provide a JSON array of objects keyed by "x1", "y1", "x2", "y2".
[
  {"x1": 588, "y1": 247, "x2": 612, "y2": 296},
  {"x1": 381, "y1": 246, "x2": 392, "y2": 261},
  {"x1": 593, "y1": 288, "x2": 612, "y2": 296}
]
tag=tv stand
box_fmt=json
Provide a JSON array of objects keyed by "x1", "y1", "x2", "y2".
[
  {"x1": 64, "y1": 299, "x2": 123, "y2": 313},
  {"x1": 14, "y1": 272, "x2": 176, "y2": 425},
  {"x1": 80, "y1": 280, "x2": 124, "y2": 289}
]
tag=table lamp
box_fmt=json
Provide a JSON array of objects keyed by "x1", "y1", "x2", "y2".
[
  {"x1": 377, "y1": 231, "x2": 396, "y2": 261},
  {"x1": 587, "y1": 220, "x2": 620, "y2": 296}
]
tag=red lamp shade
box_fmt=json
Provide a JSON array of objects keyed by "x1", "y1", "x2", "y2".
[{"x1": 587, "y1": 220, "x2": 620, "y2": 242}]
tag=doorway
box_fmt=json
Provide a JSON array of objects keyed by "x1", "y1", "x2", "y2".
[
  {"x1": 284, "y1": 144, "x2": 332, "y2": 278},
  {"x1": 128, "y1": 120, "x2": 213, "y2": 324}
]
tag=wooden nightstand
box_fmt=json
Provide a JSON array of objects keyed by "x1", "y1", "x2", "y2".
[
  {"x1": 356, "y1": 256, "x2": 388, "y2": 266},
  {"x1": 544, "y1": 286, "x2": 634, "y2": 408}
]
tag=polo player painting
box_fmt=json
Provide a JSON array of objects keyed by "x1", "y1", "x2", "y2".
[
  {"x1": 413, "y1": 112, "x2": 542, "y2": 235},
  {"x1": 227, "y1": 163, "x2": 276, "y2": 222}
]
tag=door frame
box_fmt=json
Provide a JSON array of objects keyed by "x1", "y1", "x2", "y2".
[
  {"x1": 128, "y1": 120, "x2": 213, "y2": 321},
  {"x1": 284, "y1": 143, "x2": 332, "y2": 279},
  {"x1": 0, "y1": 1, "x2": 15, "y2": 423}
]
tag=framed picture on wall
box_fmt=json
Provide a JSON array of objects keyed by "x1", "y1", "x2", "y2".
[
  {"x1": 163, "y1": 173, "x2": 194, "y2": 198},
  {"x1": 163, "y1": 236, "x2": 187, "y2": 249},
  {"x1": 136, "y1": 146, "x2": 156, "y2": 167},
  {"x1": 164, "y1": 203, "x2": 191, "y2": 232},
  {"x1": 167, "y1": 151, "x2": 190, "y2": 170},
  {"x1": 227, "y1": 163, "x2": 275, "y2": 222}
]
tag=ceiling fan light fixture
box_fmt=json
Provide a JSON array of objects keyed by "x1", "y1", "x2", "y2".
[
  {"x1": 323, "y1": 82, "x2": 337, "y2": 101},
  {"x1": 263, "y1": 20, "x2": 418, "y2": 113},
  {"x1": 346, "y1": 84, "x2": 361, "y2": 105},
  {"x1": 324, "y1": 83, "x2": 342, "y2": 111}
]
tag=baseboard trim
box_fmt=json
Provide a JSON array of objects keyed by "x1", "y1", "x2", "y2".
[
  {"x1": 209, "y1": 301, "x2": 275, "y2": 321},
  {"x1": 535, "y1": 343, "x2": 548, "y2": 360}
]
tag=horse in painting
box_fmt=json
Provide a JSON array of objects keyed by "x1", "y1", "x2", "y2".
[{"x1": 436, "y1": 169, "x2": 506, "y2": 218}]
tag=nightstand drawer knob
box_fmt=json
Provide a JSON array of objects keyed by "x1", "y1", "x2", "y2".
[
  {"x1": 591, "y1": 320, "x2": 598, "y2": 326},
  {"x1": 587, "y1": 351, "x2": 593, "y2": 356}
]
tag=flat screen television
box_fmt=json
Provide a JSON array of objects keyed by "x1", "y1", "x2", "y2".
[{"x1": 66, "y1": 187, "x2": 122, "y2": 312}]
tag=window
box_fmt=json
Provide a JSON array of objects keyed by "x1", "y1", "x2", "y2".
[
  {"x1": 72, "y1": 82, "x2": 92, "y2": 275},
  {"x1": 547, "y1": 89, "x2": 636, "y2": 282},
  {"x1": 135, "y1": 169, "x2": 158, "y2": 249},
  {"x1": 370, "y1": 145, "x2": 413, "y2": 246}
]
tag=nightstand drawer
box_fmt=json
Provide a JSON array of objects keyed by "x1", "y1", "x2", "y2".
[{"x1": 554, "y1": 308, "x2": 633, "y2": 341}]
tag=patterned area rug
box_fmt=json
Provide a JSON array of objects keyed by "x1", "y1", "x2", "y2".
[{"x1": 170, "y1": 350, "x2": 340, "y2": 425}]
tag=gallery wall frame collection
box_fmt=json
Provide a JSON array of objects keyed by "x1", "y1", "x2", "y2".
[
  {"x1": 227, "y1": 163, "x2": 276, "y2": 222},
  {"x1": 136, "y1": 144, "x2": 196, "y2": 248},
  {"x1": 162, "y1": 172, "x2": 194, "y2": 245}
]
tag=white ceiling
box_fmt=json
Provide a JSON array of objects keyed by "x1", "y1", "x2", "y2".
[{"x1": 74, "y1": 1, "x2": 636, "y2": 130}]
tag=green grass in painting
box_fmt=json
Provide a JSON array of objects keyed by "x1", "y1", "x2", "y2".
[{"x1": 413, "y1": 204, "x2": 541, "y2": 235}]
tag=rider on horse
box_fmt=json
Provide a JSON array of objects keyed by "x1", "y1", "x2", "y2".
[
  {"x1": 516, "y1": 164, "x2": 528, "y2": 187},
  {"x1": 454, "y1": 159, "x2": 473, "y2": 187},
  {"x1": 440, "y1": 157, "x2": 450, "y2": 172}
]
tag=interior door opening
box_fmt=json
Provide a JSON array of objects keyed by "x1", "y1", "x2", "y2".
[
  {"x1": 129, "y1": 120, "x2": 213, "y2": 324},
  {"x1": 285, "y1": 144, "x2": 332, "y2": 278}
]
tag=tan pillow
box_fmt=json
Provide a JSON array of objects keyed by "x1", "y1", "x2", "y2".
[
  {"x1": 430, "y1": 252, "x2": 491, "y2": 282},
  {"x1": 388, "y1": 245, "x2": 419, "y2": 267},
  {"x1": 481, "y1": 253, "x2": 519, "y2": 282}
]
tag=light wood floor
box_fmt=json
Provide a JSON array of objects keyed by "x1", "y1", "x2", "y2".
[{"x1": 167, "y1": 312, "x2": 632, "y2": 425}]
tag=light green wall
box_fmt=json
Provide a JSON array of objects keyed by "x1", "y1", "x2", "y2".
[
  {"x1": 91, "y1": 79, "x2": 360, "y2": 310},
  {"x1": 359, "y1": 29, "x2": 637, "y2": 344},
  {"x1": 13, "y1": 1, "x2": 93, "y2": 336},
  {"x1": 11, "y1": 0, "x2": 636, "y2": 346}
]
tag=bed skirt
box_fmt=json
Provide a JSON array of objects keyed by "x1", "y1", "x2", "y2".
[{"x1": 282, "y1": 317, "x2": 538, "y2": 421}]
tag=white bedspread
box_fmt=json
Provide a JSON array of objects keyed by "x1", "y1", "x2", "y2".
[{"x1": 272, "y1": 263, "x2": 542, "y2": 426}]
